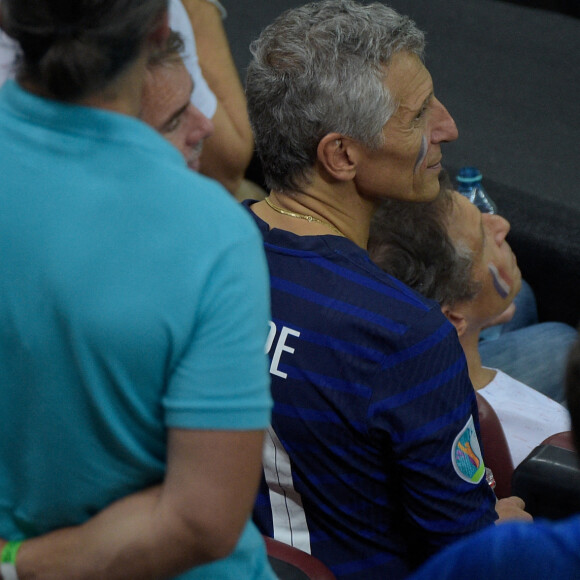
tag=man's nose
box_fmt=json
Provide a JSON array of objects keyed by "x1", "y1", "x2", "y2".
[
  {"x1": 186, "y1": 105, "x2": 214, "y2": 145},
  {"x1": 430, "y1": 98, "x2": 458, "y2": 144}
]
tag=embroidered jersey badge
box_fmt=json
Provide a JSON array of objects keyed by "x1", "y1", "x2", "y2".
[{"x1": 452, "y1": 415, "x2": 485, "y2": 484}]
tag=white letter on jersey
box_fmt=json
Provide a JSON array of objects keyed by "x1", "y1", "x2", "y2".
[
  {"x1": 265, "y1": 321, "x2": 277, "y2": 353},
  {"x1": 267, "y1": 324, "x2": 301, "y2": 379}
]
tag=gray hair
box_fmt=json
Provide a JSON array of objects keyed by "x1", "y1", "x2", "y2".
[
  {"x1": 0, "y1": 0, "x2": 168, "y2": 101},
  {"x1": 246, "y1": 0, "x2": 425, "y2": 193},
  {"x1": 368, "y1": 174, "x2": 481, "y2": 308}
]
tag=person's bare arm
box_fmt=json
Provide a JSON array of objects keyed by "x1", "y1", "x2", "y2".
[
  {"x1": 495, "y1": 495, "x2": 533, "y2": 524},
  {"x1": 6, "y1": 428, "x2": 265, "y2": 580},
  {"x1": 181, "y1": 0, "x2": 254, "y2": 195}
]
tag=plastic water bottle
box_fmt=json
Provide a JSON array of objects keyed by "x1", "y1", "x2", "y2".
[{"x1": 456, "y1": 166, "x2": 497, "y2": 214}]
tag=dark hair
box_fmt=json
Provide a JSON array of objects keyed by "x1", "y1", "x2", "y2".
[
  {"x1": 368, "y1": 172, "x2": 481, "y2": 307},
  {"x1": 0, "y1": 0, "x2": 168, "y2": 101},
  {"x1": 565, "y1": 335, "x2": 580, "y2": 451}
]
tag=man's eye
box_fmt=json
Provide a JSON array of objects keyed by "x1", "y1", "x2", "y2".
[
  {"x1": 414, "y1": 106, "x2": 427, "y2": 122},
  {"x1": 163, "y1": 115, "x2": 182, "y2": 133}
]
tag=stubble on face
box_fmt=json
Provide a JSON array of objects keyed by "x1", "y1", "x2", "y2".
[{"x1": 357, "y1": 52, "x2": 451, "y2": 203}]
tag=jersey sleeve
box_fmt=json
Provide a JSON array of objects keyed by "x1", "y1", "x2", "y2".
[
  {"x1": 163, "y1": 225, "x2": 272, "y2": 431},
  {"x1": 369, "y1": 308, "x2": 497, "y2": 558}
]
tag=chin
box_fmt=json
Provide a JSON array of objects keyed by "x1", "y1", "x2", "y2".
[
  {"x1": 416, "y1": 183, "x2": 440, "y2": 202},
  {"x1": 411, "y1": 174, "x2": 441, "y2": 201}
]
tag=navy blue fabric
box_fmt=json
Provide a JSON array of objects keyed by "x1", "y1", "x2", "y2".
[
  {"x1": 410, "y1": 514, "x2": 580, "y2": 579},
  {"x1": 245, "y1": 201, "x2": 497, "y2": 579}
]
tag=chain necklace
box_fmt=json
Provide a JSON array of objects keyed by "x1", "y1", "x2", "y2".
[{"x1": 264, "y1": 196, "x2": 344, "y2": 237}]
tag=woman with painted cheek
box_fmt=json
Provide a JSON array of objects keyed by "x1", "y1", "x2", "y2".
[
  {"x1": 369, "y1": 185, "x2": 571, "y2": 469},
  {"x1": 468, "y1": 212, "x2": 522, "y2": 327},
  {"x1": 486, "y1": 213, "x2": 520, "y2": 296}
]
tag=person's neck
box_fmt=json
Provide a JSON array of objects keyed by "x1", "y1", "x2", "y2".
[
  {"x1": 458, "y1": 327, "x2": 497, "y2": 390},
  {"x1": 258, "y1": 179, "x2": 375, "y2": 249},
  {"x1": 21, "y1": 54, "x2": 147, "y2": 118}
]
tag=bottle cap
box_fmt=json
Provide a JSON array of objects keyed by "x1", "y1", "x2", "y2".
[{"x1": 456, "y1": 166, "x2": 482, "y2": 184}]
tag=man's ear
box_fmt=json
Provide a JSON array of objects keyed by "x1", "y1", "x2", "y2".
[
  {"x1": 317, "y1": 133, "x2": 357, "y2": 182},
  {"x1": 441, "y1": 304, "x2": 468, "y2": 337}
]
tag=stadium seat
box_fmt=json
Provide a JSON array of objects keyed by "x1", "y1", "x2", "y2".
[
  {"x1": 476, "y1": 392, "x2": 514, "y2": 499},
  {"x1": 541, "y1": 431, "x2": 576, "y2": 451},
  {"x1": 263, "y1": 536, "x2": 337, "y2": 580},
  {"x1": 512, "y1": 440, "x2": 580, "y2": 520}
]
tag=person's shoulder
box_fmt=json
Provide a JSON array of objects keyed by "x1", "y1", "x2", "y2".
[
  {"x1": 355, "y1": 251, "x2": 443, "y2": 314},
  {"x1": 367, "y1": 265, "x2": 453, "y2": 339},
  {"x1": 479, "y1": 369, "x2": 519, "y2": 395},
  {"x1": 483, "y1": 515, "x2": 580, "y2": 575},
  {"x1": 411, "y1": 514, "x2": 580, "y2": 580},
  {"x1": 171, "y1": 171, "x2": 264, "y2": 245},
  {"x1": 489, "y1": 369, "x2": 569, "y2": 411},
  {"x1": 331, "y1": 242, "x2": 456, "y2": 347}
]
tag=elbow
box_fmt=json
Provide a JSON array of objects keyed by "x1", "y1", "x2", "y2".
[
  {"x1": 172, "y1": 515, "x2": 248, "y2": 566},
  {"x1": 201, "y1": 526, "x2": 243, "y2": 562}
]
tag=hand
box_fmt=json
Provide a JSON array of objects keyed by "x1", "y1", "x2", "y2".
[{"x1": 495, "y1": 495, "x2": 533, "y2": 523}]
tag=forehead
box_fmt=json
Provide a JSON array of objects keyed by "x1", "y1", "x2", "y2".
[
  {"x1": 384, "y1": 51, "x2": 433, "y2": 116},
  {"x1": 447, "y1": 192, "x2": 484, "y2": 253},
  {"x1": 146, "y1": 60, "x2": 191, "y2": 98},
  {"x1": 141, "y1": 61, "x2": 192, "y2": 123}
]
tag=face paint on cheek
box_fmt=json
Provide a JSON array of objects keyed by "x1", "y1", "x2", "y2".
[
  {"x1": 488, "y1": 262, "x2": 512, "y2": 299},
  {"x1": 414, "y1": 135, "x2": 428, "y2": 173}
]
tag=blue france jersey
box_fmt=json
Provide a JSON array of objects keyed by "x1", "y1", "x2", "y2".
[{"x1": 245, "y1": 202, "x2": 497, "y2": 579}]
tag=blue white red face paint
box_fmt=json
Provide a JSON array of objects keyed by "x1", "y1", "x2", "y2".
[
  {"x1": 488, "y1": 262, "x2": 511, "y2": 299},
  {"x1": 414, "y1": 135, "x2": 428, "y2": 173}
]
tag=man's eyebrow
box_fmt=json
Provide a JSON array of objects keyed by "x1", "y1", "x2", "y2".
[
  {"x1": 418, "y1": 92, "x2": 434, "y2": 112},
  {"x1": 399, "y1": 91, "x2": 433, "y2": 122},
  {"x1": 160, "y1": 101, "x2": 189, "y2": 132}
]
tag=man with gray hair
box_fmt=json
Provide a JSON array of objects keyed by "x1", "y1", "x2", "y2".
[{"x1": 243, "y1": 1, "x2": 530, "y2": 578}]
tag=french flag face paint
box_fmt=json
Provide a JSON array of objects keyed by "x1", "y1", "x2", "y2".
[
  {"x1": 488, "y1": 262, "x2": 511, "y2": 299},
  {"x1": 414, "y1": 135, "x2": 428, "y2": 173}
]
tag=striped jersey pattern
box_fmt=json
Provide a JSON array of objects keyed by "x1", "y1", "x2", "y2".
[{"x1": 245, "y1": 203, "x2": 497, "y2": 579}]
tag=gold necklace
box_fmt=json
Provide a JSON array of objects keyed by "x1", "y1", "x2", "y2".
[{"x1": 264, "y1": 196, "x2": 344, "y2": 237}]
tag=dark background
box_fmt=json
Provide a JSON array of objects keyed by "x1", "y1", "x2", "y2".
[
  {"x1": 225, "y1": 0, "x2": 580, "y2": 327},
  {"x1": 500, "y1": 0, "x2": 580, "y2": 18}
]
